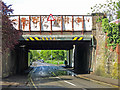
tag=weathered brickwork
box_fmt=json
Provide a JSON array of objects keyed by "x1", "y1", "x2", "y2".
[
  {"x1": 2, "y1": 49, "x2": 17, "y2": 78},
  {"x1": 93, "y1": 22, "x2": 119, "y2": 79}
]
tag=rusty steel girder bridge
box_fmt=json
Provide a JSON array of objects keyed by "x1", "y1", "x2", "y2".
[
  {"x1": 10, "y1": 15, "x2": 93, "y2": 42},
  {"x1": 9, "y1": 15, "x2": 95, "y2": 74}
]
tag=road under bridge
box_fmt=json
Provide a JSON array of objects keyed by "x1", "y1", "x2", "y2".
[{"x1": 16, "y1": 35, "x2": 93, "y2": 74}]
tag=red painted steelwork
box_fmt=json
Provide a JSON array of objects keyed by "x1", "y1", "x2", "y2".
[
  {"x1": 40, "y1": 16, "x2": 41, "y2": 35},
  {"x1": 72, "y1": 16, "x2": 74, "y2": 35},
  {"x1": 50, "y1": 20, "x2": 52, "y2": 35},
  {"x1": 29, "y1": 16, "x2": 31, "y2": 32},
  {"x1": 82, "y1": 16, "x2": 84, "y2": 35},
  {"x1": 61, "y1": 16, "x2": 63, "y2": 35},
  {"x1": 18, "y1": 16, "x2": 20, "y2": 30}
]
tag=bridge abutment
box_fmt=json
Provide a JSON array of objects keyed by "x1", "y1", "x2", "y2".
[
  {"x1": 74, "y1": 43, "x2": 91, "y2": 74},
  {"x1": 17, "y1": 47, "x2": 28, "y2": 74},
  {"x1": 2, "y1": 47, "x2": 18, "y2": 78}
]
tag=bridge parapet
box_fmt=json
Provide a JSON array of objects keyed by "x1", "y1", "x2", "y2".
[{"x1": 10, "y1": 15, "x2": 92, "y2": 35}]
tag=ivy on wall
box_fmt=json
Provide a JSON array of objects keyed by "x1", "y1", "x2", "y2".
[
  {"x1": 102, "y1": 18, "x2": 120, "y2": 50},
  {"x1": 91, "y1": 0, "x2": 120, "y2": 50}
]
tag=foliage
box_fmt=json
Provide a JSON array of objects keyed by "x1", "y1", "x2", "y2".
[
  {"x1": 111, "y1": 62, "x2": 118, "y2": 79},
  {"x1": 45, "y1": 60, "x2": 64, "y2": 65},
  {"x1": 2, "y1": 1, "x2": 14, "y2": 15},
  {"x1": 51, "y1": 50, "x2": 65, "y2": 60},
  {"x1": 2, "y1": 1, "x2": 22, "y2": 54},
  {"x1": 102, "y1": 18, "x2": 120, "y2": 49},
  {"x1": 30, "y1": 50, "x2": 40, "y2": 61},
  {"x1": 39, "y1": 50, "x2": 51, "y2": 60},
  {"x1": 29, "y1": 50, "x2": 67, "y2": 63},
  {"x1": 91, "y1": 0, "x2": 119, "y2": 21},
  {"x1": 91, "y1": 0, "x2": 120, "y2": 50},
  {"x1": 116, "y1": 1, "x2": 120, "y2": 19}
]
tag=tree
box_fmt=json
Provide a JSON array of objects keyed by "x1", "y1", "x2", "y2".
[
  {"x1": 30, "y1": 50, "x2": 40, "y2": 61},
  {"x1": 39, "y1": 50, "x2": 66, "y2": 61},
  {"x1": 58, "y1": 50, "x2": 65, "y2": 60},
  {"x1": 40, "y1": 50, "x2": 51, "y2": 60},
  {"x1": 2, "y1": 1, "x2": 22, "y2": 54},
  {"x1": 91, "y1": 0, "x2": 120, "y2": 21},
  {"x1": 29, "y1": 50, "x2": 67, "y2": 62}
]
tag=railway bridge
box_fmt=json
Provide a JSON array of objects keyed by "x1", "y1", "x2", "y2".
[{"x1": 3, "y1": 14, "x2": 100, "y2": 76}]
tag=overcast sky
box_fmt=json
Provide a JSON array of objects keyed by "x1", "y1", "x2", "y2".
[{"x1": 3, "y1": 0, "x2": 117, "y2": 15}]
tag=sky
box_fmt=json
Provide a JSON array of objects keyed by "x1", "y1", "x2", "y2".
[{"x1": 2, "y1": 0, "x2": 117, "y2": 15}]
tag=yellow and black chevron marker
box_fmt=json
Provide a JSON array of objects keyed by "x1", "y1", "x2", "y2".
[
  {"x1": 72, "y1": 37, "x2": 83, "y2": 41},
  {"x1": 26, "y1": 37, "x2": 56, "y2": 41}
]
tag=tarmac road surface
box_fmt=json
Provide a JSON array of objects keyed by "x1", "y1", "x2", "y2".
[{"x1": 28, "y1": 61, "x2": 117, "y2": 89}]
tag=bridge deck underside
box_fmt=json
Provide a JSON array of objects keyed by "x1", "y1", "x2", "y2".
[
  {"x1": 22, "y1": 31, "x2": 92, "y2": 35},
  {"x1": 20, "y1": 40, "x2": 91, "y2": 50}
]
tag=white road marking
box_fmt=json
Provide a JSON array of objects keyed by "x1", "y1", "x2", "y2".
[
  {"x1": 55, "y1": 77, "x2": 76, "y2": 86},
  {"x1": 64, "y1": 80, "x2": 76, "y2": 86},
  {"x1": 56, "y1": 77, "x2": 61, "y2": 79},
  {"x1": 81, "y1": 88, "x2": 87, "y2": 90}
]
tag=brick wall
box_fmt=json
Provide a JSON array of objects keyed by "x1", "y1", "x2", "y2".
[
  {"x1": 93, "y1": 22, "x2": 119, "y2": 79},
  {"x1": 2, "y1": 48, "x2": 18, "y2": 78}
]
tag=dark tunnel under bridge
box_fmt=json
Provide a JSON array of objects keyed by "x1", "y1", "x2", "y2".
[{"x1": 16, "y1": 35, "x2": 93, "y2": 74}]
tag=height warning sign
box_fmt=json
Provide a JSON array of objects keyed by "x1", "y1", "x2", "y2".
[{"x1": 47, "y1": 14, "x2": 55, "y2": 21}]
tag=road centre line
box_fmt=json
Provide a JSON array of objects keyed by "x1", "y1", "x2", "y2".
[
  {"x1": 56, "y1": 77, "x2": 61, "y2": 79},
  {"x1": 64, "y1": 80, "x2": 76, "y2": 86},
  {"x1": 55, "y1": 77, "x2": 76, "y2": 87},
  {"x1": 81, "y1": 88, "x2": 87, "y2": 90}
]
